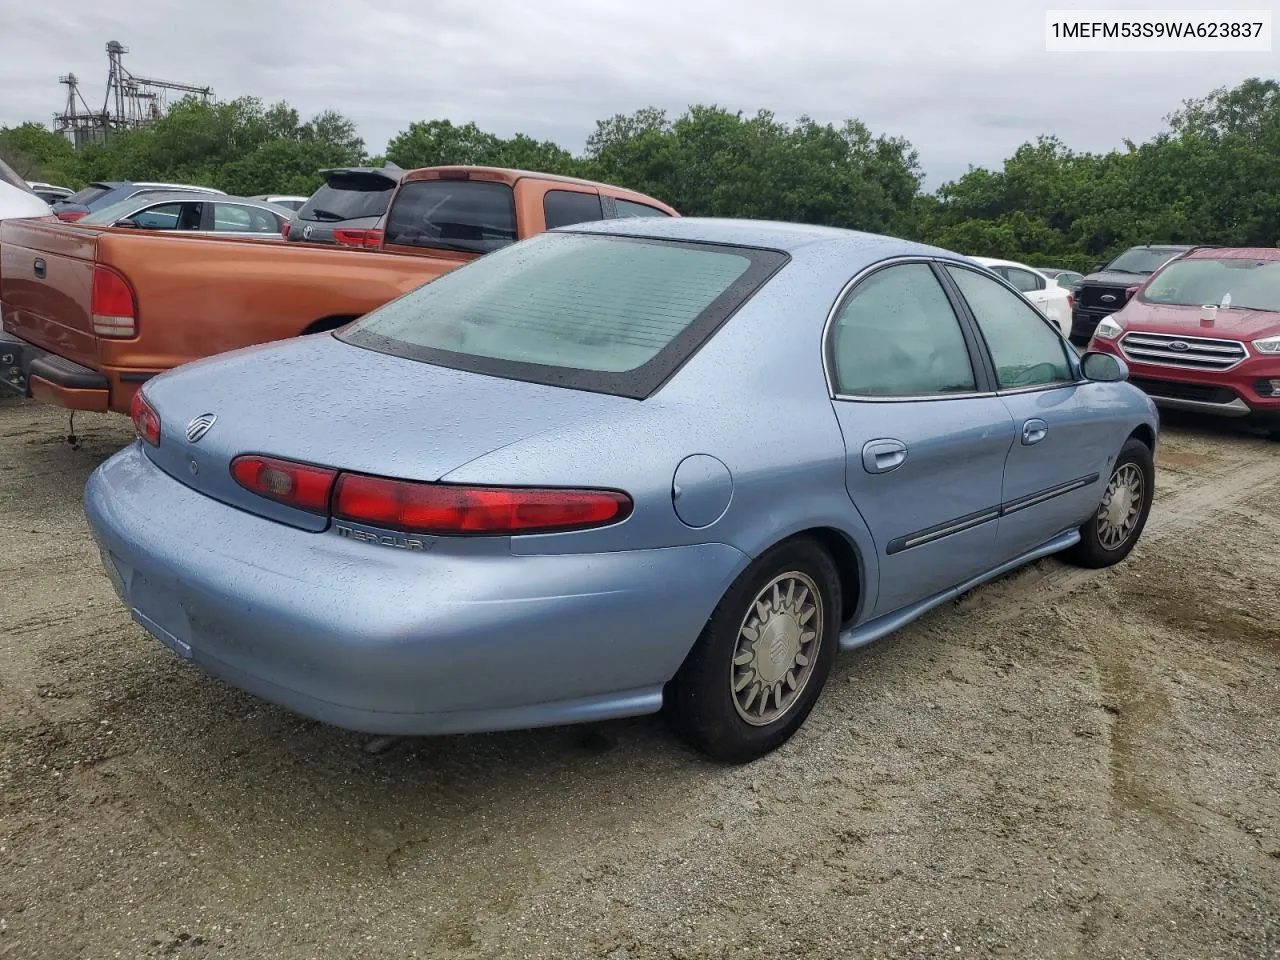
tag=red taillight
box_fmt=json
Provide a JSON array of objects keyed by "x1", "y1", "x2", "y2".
[
  {"x1": 230, "y1": 455, "x2": 338, "y2": 514},
  {"x1": 57, "y1": 210, "x2": 88, "y2": 222},
  {"x1": 333, "y1": 228, "x2": 383, "y2": 249},
  {"x1": 91, "y1": 265, "x2": 137, "y2": 338},
  {"x1": 1067, "y1": 293, "x2": 1074, "y2": 309},
  {"x1": 281, "y1": 221, "x2": 291, "y2": 239},
  {"x1": 333, "y1": 474, "x2": 632, "y2": 535},
  {"x1": 130, "y1": 390, "x2": 160, "y2": 446}
]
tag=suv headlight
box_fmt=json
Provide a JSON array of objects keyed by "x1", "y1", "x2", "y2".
[
  {"x1": 1253, "y1": 335, "x2": 1280, "y2": 355},
  {"x1": 1094, "y1": 316, "x2": 1124, "y2": 340}
]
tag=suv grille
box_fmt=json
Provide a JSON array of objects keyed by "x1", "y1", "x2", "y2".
[
  {"x1": 1078, "y1": 285, "x2": 1129, "y2": 312},
  {"x1": 1119, "y1": 332, "x2": 1247, "y2": 371}
]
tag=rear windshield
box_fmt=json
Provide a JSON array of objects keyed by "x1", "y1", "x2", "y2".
[
  {"x1": 297, "y1": 177, "x2": 395, "y2": 222},
  {"x1": 64, "y1": 183, "x2": 113, "y2": 206},
  {"x1": 1106, "y1": 248, "x2": 1184, "y2": 275},
  {"x1": 383, "y1": 180, "x2": 517, "y2": 254},
  {"x1": 1141, "y1": 257, "x2": 1280, "y2": 312},
  {"x1": 339, "y1": 232, "x2": 789, "y2": 398}
]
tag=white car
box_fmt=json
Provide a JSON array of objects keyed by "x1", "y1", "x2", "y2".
[
  {"x1": 971, "y1": 256, "x2": 1072, "y2": 338},
  {"x1": 0, "y1": 158, "x2": 53, "y2": 221}
]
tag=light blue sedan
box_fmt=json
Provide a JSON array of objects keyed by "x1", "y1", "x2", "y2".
[{"x1": 84, "y1": 218, "x2": 1159, "y2": 762}]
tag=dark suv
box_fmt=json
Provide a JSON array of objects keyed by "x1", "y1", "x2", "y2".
[
  {"x1": 285, "y1": 164, "x2": 404, "y2": 247},
  {"x1": 1069, "y1": 244, "x2": 1195, "y2": 343}
]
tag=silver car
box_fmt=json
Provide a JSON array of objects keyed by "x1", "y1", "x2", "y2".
[{"x1": 78, "y1": 191, "x2": 295, "y2": 240}]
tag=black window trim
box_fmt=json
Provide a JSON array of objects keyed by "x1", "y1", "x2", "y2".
[
  {"x1": 822, "y1": 255, "x2": 1000, "y2": 403},
  {"x1": 937, "y1": 260, "x2": 1085, "y2": 396},
  {"x1": 339, "y1": 233, "x2": 791, "y2": 401}
]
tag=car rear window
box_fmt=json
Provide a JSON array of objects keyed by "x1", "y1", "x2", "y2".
[
  {"x1": 383, "y1": 180, "x2": 518, "y2": 254},
  {"x1": 297, "y1": 176, "x2": 395, "y2": 222},
  {"x1": 1141, "y1": 257, "x2": 1280, "y2": 312},
  {"x1": 339, "y1": 232, "x2": 788, "y2": 399},
  {"x1": 1106, "y1": 248, "x2": 1185, "y2": 275},
  {"x1": 64, "y1": 183, "x2": 113, "y2": 206}
]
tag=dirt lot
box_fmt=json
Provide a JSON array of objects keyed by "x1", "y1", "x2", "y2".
[{"x1": 1, "y1": 395, "x2": 1277, "y2": 960}]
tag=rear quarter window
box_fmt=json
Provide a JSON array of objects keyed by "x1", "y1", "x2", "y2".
[
  {"x1": 383, "y1": 180, "x2": 518, "y2": 255},
  {"x1": 543, "y1": 190, "x2": 603, "y2": 229}
]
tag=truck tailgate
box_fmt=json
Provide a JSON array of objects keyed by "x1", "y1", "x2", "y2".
[{"x1": 0, "y1": 220, "x2": 100, "y2": 371}]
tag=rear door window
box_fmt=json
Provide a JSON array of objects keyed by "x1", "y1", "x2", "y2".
[
  {"x1": 383, "y1": 180, "x2": 517, "y2": 255},
  {"x1": 212, "y1": 202, "x2": 282, "y2": 234},
  {"x1": 1004, "y1": 267, "x2": 1045, "y2": 292},
  {"x1": 828, "y1": 263, "x2": 977, "y2": 397},
  {"x1": 543, "y1": 190, "x2": 603, "y2": 229}
]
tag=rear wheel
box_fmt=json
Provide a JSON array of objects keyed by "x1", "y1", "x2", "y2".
[
  {"x1": 663, "y1": 538, "x2": 841, "y2": 763},
  {"x1": 1063, "y1": 437, "x2": 1154, "y2": 568}
]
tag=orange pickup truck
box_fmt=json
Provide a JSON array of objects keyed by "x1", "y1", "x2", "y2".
[{"x1": 0, "y1": 166, "x2": 677, "y2": 414}]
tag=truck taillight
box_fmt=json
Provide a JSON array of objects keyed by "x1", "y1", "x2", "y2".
[
  {"x1": 130, "y1": 390, "x2": 160, "y2": 446},
  {"x1": 91, "y1": 265, "x2": 137, "y2": 338},
  {"x1": 281, "y1": 221, "x2": 291, "y2": 239}
]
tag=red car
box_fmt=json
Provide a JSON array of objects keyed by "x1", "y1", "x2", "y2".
[{"x1": 1087, "y1": 247, "x2": 1280, "y2": 438}]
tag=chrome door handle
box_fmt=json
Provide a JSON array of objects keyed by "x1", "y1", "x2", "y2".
[
  {"x1": 1022, "y1": 419, "x2": 1048, "y2": 445},
  {"x1": 862, "y1": 438, "x2": 908, "y2": 474}
]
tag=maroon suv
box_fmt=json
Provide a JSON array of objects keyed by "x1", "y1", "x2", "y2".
[{"x1": 1087, "y1": 247, "x2": 1280, "y2": 438}]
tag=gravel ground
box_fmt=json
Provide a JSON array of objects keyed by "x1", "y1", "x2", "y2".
[{"x1": 1, "y1": 395, "x2": 1277, "y2": 960}]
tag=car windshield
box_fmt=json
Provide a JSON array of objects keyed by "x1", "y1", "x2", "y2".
[
  {"x1": 1106, "y1": 248, "x2": 1182, "y2": 275},
  {"x1": 79, "y1": 197, "x2": 151, "y2": 225},
  {"x1": 1141, "y1": 258, "x2": 1280, "y2": 312},
  {"x1": 297, "y1": 178, "x2": 393, "y2": 222},
  {"x1": 339, "y1": 232, "x2": 788, "y2": 398}
]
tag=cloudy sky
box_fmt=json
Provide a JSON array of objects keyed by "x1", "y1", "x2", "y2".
[{"x1": 0, "y1": 0, "x2": 1273, "y2": 186}]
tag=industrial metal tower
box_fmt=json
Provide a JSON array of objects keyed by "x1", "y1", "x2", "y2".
[{"x1": 53, "y1": 41, "x2": 213, "y2": 148}]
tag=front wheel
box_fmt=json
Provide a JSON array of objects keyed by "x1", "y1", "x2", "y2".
[
  {"x1": 663, "y1": 537, "x2": 841, "y2": 763},
  {"x1": 1063, "y1": 437, "x2": 1155, "y2": 569}
]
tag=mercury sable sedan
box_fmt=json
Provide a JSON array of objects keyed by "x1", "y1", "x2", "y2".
[{"x1": 84, "y1": 218, "x2": 1159, "y2": 762}]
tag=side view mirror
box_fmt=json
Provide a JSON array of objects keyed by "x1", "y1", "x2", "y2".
[
  {"x1": 113, "y1": 218, "x2": 140, "y2": 228},
  {"x1": 1081, "y1": 351, "x2": 1128, "y2": 383}
]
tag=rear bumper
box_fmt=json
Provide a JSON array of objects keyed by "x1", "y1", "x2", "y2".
[
  {"x1": 1089, "y1": 337, "x2": 1280, "y2": 423},
  {"x1": 84, "y1": 443, "x2": 749, "y2": 735},
  {"x1": 0, "y1": 329, "x2": 151, "y2": 413},
  {"x1": 0, "y1": 329, "x2": 109, "y2": 408}
]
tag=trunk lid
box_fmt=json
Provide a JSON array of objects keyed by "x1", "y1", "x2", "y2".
[
  {"x1": 139, "y1": 332, "x2": 634, "y2": 531},
  {"x1": 0, "y1": 219, "x2": 102, "y2": 370}
]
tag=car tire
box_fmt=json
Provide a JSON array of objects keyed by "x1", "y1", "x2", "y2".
[
  {"x1": 1063, "y1": 437, "x2": 1155, "y2": 569},
  {"x1": 663, "y1": 537, "x2": 841, "y2": 763}
]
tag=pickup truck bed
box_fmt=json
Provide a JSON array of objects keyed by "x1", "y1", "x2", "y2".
[
  {"x1": 1, "y1": 165, "x2": 678, "y2": 415},
  {"x1": 0, "y1": 223, "x2": 451, "y2": 413}
]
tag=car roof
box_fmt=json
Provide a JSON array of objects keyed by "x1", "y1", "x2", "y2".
[
  {"x1": 970, "y1": 255, "x2": 1040, "y2": 271},
  {"x1": 107, "y1": 191, "x2": 293, "y2": 211},
  {"x1": 1182, "y1": 246, "x2": 1280, "y2": 262},
  {"x1": 563, "y1": 217, "x2": 969, "y2": 262}
]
